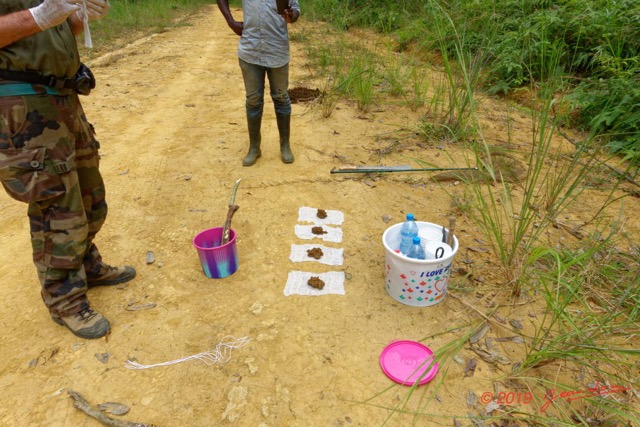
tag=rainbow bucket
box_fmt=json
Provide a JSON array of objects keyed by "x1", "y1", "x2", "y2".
[{"x1": 193, "y1": 227, "x2": 238, "y2": 279}]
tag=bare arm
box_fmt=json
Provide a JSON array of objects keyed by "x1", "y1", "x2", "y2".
[
  {"x1": 0, "y1": 10, "x2": 41, "y2": 48},
  {"x1": 1, "y1": 0, "x2": 85, "y2": 49},
  {"x1": 67, "y1": 11, "x2": 84, "y2": 35},
  {"x1": 216, "y1": 0, "x2": 243, "y2": 36}
]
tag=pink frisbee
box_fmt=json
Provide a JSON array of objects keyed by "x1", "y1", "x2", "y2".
[{"x1": 380, "y1": 340, "x2": 439, "y2": 386}]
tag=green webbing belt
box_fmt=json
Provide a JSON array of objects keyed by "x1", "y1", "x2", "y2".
[{"x1": 0, "y1": 83, "x2": 60, "y2": 96}]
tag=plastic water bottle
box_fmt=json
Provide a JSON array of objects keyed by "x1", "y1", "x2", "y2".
[
  {"x1": 399, "y1": 213, "x2": 418, "y2": 254},
  {"x1": 407, "y1": 236, "x2": 426, "y2": 260}
]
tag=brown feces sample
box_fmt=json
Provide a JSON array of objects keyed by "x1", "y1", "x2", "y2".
[
  {"x1": 307, "y1": 247, "x2": 324, "y2": 259},
  {"x1": 307, "y1": 276, "x2": 325, "y2": 290},
  {"x1": 317, "y1": 209, "x2": 327, "y2": 219},
  {"x1": 311, "y1": 226, "x2": 327, "y2": 235}
]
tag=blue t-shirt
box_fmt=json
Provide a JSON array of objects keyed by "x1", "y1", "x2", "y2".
[{"x1": 238, "y1": 0, "x2": 300, "y2": 68}]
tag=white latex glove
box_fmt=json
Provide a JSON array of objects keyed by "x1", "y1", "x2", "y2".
[
  {"x1": 29, "y1": 0, "x2": 82, "y2": 30},
  {"x1": 77, "y1": 0, "x2": 110, "y2": 21}
]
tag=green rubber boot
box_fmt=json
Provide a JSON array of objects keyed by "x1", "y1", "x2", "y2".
[
  {"x1": 276, "y1": 113, "x2": 294, "y2": 164},
  {"x1": 243, "y1": 114, "x2": 262, "y2": 167}
]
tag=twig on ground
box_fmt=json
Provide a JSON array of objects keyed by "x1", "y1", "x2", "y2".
[
  {"x1": 552, "y1": 219, "x2": 586, "y2": 240},
  {"x1": 556, "y1": 127, "x2": 640, "y2": 189},
  {"x1": 448, "y1": 292, "x2": 523, "y2": 336},
  {"x1": 67, "y1": 390, "x2": 154, "y2": 427}
]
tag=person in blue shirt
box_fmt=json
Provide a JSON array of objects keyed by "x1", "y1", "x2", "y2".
[{"x1": 217, "y1": 0, "x2": 300, "y2": 166}]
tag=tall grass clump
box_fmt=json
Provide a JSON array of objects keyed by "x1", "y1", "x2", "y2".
[
  {"x1": 508, "y1": 237, "x2": 640, "y2": 424},
  {"x1": 305, "y1": 36, "x2": 429, "y2": 115},
  {"x1": 438, "y1": 22, "x2": 604, "y2": 286},
  {"x1": 404, "y1": 66, "x2": 428, "y2": 112},
  {"x1": 330, "y1": 52, "x2": 378, "y2": 112},
  {"x1": 410, "y1": 1, "x2": 486, "y2": 143},
  {"x1": 381, "y1": 48, "x2": 410, "y2": 98}
]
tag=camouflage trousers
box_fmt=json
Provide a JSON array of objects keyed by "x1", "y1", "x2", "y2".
[{"x1": 0, "y1": 91, "x2": 108, "y2": 317}]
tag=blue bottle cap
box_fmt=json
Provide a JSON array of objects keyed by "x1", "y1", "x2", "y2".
[
  {"x1": 412, "y1": 236, "x2": 421, "y2": 244},
  {"x1": 407, "y1": 213, "x2": 415, "y2": 220}
]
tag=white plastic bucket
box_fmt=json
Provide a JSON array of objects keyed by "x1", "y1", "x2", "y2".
[{"x1": 382, "y1": 221, "x2": 458, "y2": 307}]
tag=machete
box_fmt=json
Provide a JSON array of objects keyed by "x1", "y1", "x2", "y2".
[{"x1": 330, "y1": 165, "x2": 478, "y2": 174}]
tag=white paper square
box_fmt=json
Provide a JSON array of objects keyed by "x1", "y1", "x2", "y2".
[
  {"x1": 298, "y1": 206, "x2": 344, "y2": 225},
  {"x1": 294, "y1": 224, "x2": 343, "y2": 243},
  {"x1": 284, "y1": 271, "x2": 346, "y2": 296},
  {"x1": 289, "y1": 244, "x2": 343, "y2": 266}
]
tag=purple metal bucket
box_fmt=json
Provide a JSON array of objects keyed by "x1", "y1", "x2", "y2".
[{"x1": 193, "y1": 227, "x2": 239, "y2": 279}]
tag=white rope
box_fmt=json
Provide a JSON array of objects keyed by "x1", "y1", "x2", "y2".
[{"x1": 124, "y1": 336, "x2": 250, "y2": 370}]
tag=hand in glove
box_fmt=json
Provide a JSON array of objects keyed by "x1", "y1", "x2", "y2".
[
  {"x1": 29, "y1": 0, "x2": 82, "y2": 30},
  {"x1": 77, "y1": 0, "x2": 110, "y2": 21}
]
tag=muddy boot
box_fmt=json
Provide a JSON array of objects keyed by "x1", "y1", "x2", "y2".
[
  {"x1": 87, "y1": 263, "x2": 136, "y2": 288},
  {"x1": 51, "y1": 306, "x2": 111, "y2": 339},
  {"x1": 276, "y1": 113, "x2": 294, "y2": 164},
  {"x1": 243, "y1": 114, "x2": 262, "y2": 166}
]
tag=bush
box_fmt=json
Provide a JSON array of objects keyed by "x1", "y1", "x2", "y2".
[{"x1": 303, "y1": 0, "x2": 640, "y2": 162}]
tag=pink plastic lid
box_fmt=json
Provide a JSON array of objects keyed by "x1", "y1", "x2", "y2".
[{"x1": 380, "y1": 340, "x2": 439, "y2": 386}]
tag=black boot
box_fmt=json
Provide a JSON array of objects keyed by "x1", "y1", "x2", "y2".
[
  {"x1": 276, "y1": 113, "x2": 294, "y2": 164},
  {"x1": 243, "y1": 114, "x2": 262, "y2": 167}
]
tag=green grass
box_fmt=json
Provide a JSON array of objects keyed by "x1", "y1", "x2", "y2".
[{"x1": 512, "y1": 239, "x2": 640, "y2": 424}]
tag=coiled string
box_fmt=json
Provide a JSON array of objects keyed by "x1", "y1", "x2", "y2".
[{"x1": 124, "y1": 336, "x2": 250, "y2": 370}]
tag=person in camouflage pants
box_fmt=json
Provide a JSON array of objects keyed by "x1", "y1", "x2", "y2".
[{"x1": 1, "y1": 0, "x2": 136, "y2": 339}]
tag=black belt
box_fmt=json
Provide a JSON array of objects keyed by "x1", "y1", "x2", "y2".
[
  {"x1": 0, "y1": 69, "x2": 76, "y2": 90},
  {"x1": 0, "y1": 64, "x2": 95, "y2": 95}
]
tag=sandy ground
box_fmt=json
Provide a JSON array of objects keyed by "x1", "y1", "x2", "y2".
[{"x1": 1, "y1": 6, "x2": 639, "y2": 427}]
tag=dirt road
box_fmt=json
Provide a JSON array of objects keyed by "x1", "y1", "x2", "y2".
[{"x1": 1, "y1": 5, "x2": 638, "y2": 427}]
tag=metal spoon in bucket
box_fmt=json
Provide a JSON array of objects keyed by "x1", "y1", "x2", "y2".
[{"x1": 221, "y1": 179, "x2": 241, "y2": 246}]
